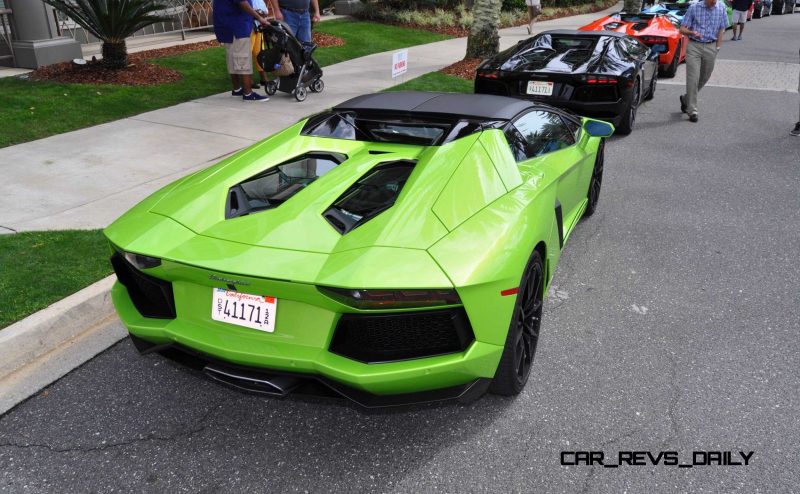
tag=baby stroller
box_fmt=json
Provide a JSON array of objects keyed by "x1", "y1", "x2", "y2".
[{"x1": 258, "y1": 20, "x2": 324, "y2": 102}]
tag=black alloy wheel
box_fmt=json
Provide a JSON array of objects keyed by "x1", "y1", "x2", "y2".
[
  {"x1": 617, "y1": 78, "x2": 640, "y2": 135},
  {"x1": 490, "y1": 250, "x2": 545, "y2": 396},
  {"x1": 584, "y1": 139, "x2": 605, "y2": 217}
]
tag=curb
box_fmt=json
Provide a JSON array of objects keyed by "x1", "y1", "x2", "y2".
[{"x1": 0, "y1": 275, "x2": 124, "y2": 415}]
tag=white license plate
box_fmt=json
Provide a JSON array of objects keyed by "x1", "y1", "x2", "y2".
[
  {"x1": 527, "y1": 81, "x2": 553, "y2": 96},
  {"x1": 211, "y1": 288, "x2": 277, "y2": 333}
]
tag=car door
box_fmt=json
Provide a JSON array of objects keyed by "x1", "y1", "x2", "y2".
[{"x1": 505, "y1": 110, "x2": 587, "y2": 225}]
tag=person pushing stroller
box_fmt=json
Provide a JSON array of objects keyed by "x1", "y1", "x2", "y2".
[{"x1": 213, "y1": 0, "x2": 270, "y2": 101}]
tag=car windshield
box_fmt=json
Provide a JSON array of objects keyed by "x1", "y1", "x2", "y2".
[
  {"x1": 618, "y1": 13, "x2": 655, "y2": 22},
  {"x1": 303, "y1": 112, "x2": 450, "y2": 145}
]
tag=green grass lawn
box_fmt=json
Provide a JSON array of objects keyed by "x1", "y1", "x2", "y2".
[
  {"x1": 0, "y1": 20, "x2": 449, "y2": 149},
  {"x1": 384, "y1": 71, "x2": 472, "y2": 94},
  {"x1": 0, "y1": 230, "x2": 112, "y2": 329}
]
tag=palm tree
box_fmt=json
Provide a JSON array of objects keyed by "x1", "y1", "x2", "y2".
[
  {"x1": 623, "y1": 0, "x2": 641, "y2": 12},
  {"x1": 466, "y1": 0, "x2": 502, "y2": 59},
  {"x1": 43, "y1": 0, "x2": 170, "y2": 69}
]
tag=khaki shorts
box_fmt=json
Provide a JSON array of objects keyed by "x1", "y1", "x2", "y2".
[
  {"x1": 224, "y1": 37, "x2": 252, "y2": 75},
  {"x1": 732, "y1": 9, "x2": 747, "y2": 24}
]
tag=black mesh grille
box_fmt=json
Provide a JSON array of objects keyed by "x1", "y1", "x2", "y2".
[
  {"x1": 111, "y1": 253, "x2": 176, "y2": 319},
  {"x1": 330, "y1": 308, "x2": 474, "y2": 363},
  {"x1": 475, "y1": 79, "x2": 509, "y2": 96},
  {"x1": 574, "y1": 85, "x2": 618, "y2": 102}
]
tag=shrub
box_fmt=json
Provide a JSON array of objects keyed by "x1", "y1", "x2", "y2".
[{"x1": 42, "y1": 0, "x2": 169, "y2": 69}]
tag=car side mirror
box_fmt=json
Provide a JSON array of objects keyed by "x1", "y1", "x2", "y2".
[{"x1": 583, "y1": 119, "x2": 615, "y2": 138}]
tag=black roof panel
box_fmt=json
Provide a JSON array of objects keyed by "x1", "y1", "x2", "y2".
[
  {"x1": 538, "y1": 28, "x2": 628, "y2": 38},
  {"x1": 333, "y1": 92, "x2": 537, "y2": 120}
]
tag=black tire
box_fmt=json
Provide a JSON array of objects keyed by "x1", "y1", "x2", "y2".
[
  {"x1": 489, "y1": 250, "x2": 545, "y2": 396},
  {"x1": 645, "y1": 69, "x2": 657, "y2": 101},
  {"x1": 265, "y1": 80, "x2": 277, "y2": 96},
  {"x1": 583, "y1": 139, "x2": 605, "y2": 218},
  {"x1": 616, "y1": 78, "x2": 640, "y2": 135},
  {"x1": 294, "y1": 86, "x2": 307, "y2": 102},
  {"x1": 662, "y1": 41, "x2": 681, "y2": 78},
  {"x1": 310, "y1": 79, "x2": 324, "y2": 93}
]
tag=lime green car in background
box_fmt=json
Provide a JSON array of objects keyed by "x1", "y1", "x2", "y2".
[{"x1": 105, "y1": 92, "x2": 613, "y2": 407}]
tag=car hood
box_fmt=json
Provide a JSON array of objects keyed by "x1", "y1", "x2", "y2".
[{"x1": 111, "y1": 121, "x2": 483, "y2": 256}]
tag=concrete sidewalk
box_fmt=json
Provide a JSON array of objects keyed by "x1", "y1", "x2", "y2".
[{"x1": 0, "y1": 3, "x2": 622, "y2": 233}]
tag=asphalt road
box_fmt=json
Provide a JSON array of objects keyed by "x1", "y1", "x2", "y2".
[{"x1": 2, "y1": 14, "x2": 799, "y2": 494}]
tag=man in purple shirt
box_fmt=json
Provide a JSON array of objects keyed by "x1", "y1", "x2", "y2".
[
  {"x1": 213, "y1": 0, "x2": 270, "y2": 101},
  {"x1": 678, "y1": 0, "x2": 729, "y2": 122}
]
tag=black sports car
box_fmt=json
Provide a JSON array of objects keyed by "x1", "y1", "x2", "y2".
[{"x1": 475, "y1": 30, "x2": 662, "y2": 135}]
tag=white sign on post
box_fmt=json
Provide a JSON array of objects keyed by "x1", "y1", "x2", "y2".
[{"x1": 392, "y1": 49, "x2": 408, "y2": 78}]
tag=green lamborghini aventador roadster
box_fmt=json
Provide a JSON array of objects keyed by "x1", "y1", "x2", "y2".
[{"x1": 105, "y1": 92, "x2": 613, "y2": 407}]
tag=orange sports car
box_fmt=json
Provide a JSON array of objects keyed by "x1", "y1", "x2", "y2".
[{"x1": 579, "y1": 12, "x2": 688, "y2": 78}]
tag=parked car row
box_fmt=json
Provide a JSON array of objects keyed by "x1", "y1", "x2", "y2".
[{"x1": 474, "y1": 1, "x2": 793, "y2": 136}]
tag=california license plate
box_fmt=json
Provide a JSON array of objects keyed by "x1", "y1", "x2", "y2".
[
  {"x1": 527, "y1": 81, "x2": 553, "y2": 96},
  {"x1": 211, "y1": 288, "x2": 277, "y2": 333}
]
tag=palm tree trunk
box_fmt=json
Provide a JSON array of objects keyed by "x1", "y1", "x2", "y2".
[
  {"x1": 623, "y1": 0, "x2": 641, "y2": 12},
  {"x1": 466, "y1": 0, "x2": 502, "y2": 59},
  {"x1": 102, "y1": 41, "x2": 129, "y2": 69}
]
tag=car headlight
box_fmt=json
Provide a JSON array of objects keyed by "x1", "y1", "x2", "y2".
[
  {"x1": 123, "y1": 251, "x2": 161, "y2": 270},
  {"x1": 318, "y1": 287, "x2": 461, "y2": 310}
]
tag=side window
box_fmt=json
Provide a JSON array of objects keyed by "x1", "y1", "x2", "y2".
[
  {"x1": 510, "y1": 110, "x2": 576, "y2": 160},
  {"x1": 620, "y1": 37, "x2": 647, "y2": 59},
  {"x1": 503, "y1": 126, "x2": 528, "y2": 162},
  {"x1": 561, "y1": 115, "x2": 581, "y2": 139}
]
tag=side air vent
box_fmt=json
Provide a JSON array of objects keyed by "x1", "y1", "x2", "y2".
[
  {"x1": 226, "y1": 152, "x2": 347, "y2": 219},
  {"x1": 111, "y1": 253, "x2": 176, "y2": 319},
  {"x1": 323, "y1": 160, "x2": 415, "y2": 235}
]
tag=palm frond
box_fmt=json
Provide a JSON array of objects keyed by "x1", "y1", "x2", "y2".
[{"x1": 43, "y1": 0, "x2": 171, "y2": 43}]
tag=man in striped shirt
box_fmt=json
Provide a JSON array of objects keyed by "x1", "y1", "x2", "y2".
[{"x1": 678, "y1": 0, "x2": 729, "y2": 122}]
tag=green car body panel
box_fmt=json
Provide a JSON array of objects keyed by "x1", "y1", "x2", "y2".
[{"x1": 105, "y1": 93, "x2": 610, "y2": 400}]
